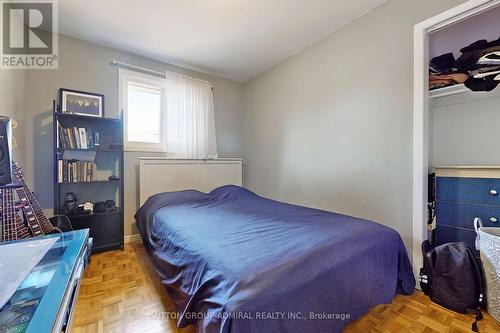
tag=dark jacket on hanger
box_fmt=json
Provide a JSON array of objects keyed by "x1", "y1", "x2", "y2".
[
  {"x1": 464, "y1": 75, "x2": 500, "y2": 92},
  {"x1": 456, "y1": 45, "x2": 500, "y2": 70}
]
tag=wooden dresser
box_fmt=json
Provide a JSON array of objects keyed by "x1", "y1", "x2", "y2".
[{"x1": 434, "y1": 166, "x2": 500, "y2": 252}]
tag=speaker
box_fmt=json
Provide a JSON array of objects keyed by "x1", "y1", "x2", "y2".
[{"x1": 0, "y1": 116, "x2": 13, "y2": 185}]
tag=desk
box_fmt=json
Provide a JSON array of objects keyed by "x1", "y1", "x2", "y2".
[{"x1": 0, "y1": 230, "x2": 91, "y2": 333}]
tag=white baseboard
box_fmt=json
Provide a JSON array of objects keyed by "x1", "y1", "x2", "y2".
[{"x1": 124, "y1": 233, "x2": 141, "y2": 243}]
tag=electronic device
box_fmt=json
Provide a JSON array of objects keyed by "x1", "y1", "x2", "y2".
[
  {"x1": 0, "y1": 117, "x2": 13, "y2": 185},
  {"x1": 78, "y1": 201, "x2": 94, "y2": 214},
  {"x1": 63, "y1": 192, "x2": 78, "y2": 214},
  {"x1": 94, "y1": 200, "x2": 116, "y2": 213}
]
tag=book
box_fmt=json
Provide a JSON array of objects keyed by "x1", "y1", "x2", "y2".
[
  {"x1": 68, "y1": 162, "x2": 72, "y2": 182},
  {"x1": 73, "y1": 127, "x2": 81, "y2": 148},
  {"x1": 79, "y1": 128, "x2": 87, "y2": 149},
  {"x1": 63, "y1": 160, "x2": 68, "y2": 182},
  {"x1": 94, "y1": 131, "x2": 100, "y2": 147},
  {"x1": 66, "y1": 128, "x2": 74, "y2": 148},
  {"x1": 58, "y1": 126, "x2": 104, "y2": 150},
  {"x1": 58, "y1": 160, "x2": 63, "y2": 182},
  {"x1": 62, "y1": 127, "x2": 70, "y2": 148},
  {"x1": 59, "y1": 160, "x2": 98, "y2": 183},
  {"x1": 87, "y1": 129, "x2": 94, "y2": 149},
  {"x1": 84, "y1": 161, "x2": 88, "y2": 182},
  {"x1": 58, "y1": 125, "x2": 64, "y2": 149}
]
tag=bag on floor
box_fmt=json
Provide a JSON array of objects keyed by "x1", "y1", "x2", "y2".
[{"x1": 421, "y1": 241, "x2": 485, "y2": 332}]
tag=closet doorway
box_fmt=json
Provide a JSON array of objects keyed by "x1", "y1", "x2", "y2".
[{"x1": 412, "y1": 0, "x2": 500, "y2": 281}]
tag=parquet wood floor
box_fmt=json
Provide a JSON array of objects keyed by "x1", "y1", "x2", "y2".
[{"x1": 71, "y1": 241, "x2": 500, "y2": 333}]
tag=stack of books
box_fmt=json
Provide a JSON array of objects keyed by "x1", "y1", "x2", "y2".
[
  {"x1": 58, "y1": 125, "x2": 100, "y2": 149},
  {"x1": 58, "y1": 160, "x2": 98, "y2": 183}
]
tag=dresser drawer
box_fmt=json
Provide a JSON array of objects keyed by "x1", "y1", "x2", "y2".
[
  {"x1": 436, "y1": 177, "x2": 500, "y2": 205},
  {"x1": 436, "y1": 201, "x2": 500, "y2": 229},
  {"x1": 435, "y1": 224, "x2": 478, "y2": 254}
]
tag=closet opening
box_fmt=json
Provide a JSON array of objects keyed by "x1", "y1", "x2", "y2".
[{"x1": 412, "y1": 0, "x2": 500, "y2": 281}]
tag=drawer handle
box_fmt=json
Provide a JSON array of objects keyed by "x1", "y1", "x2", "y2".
[
  {"x1": 490, "y1": 217, "x2": 498, "y2": 223},
  {"x1": 490, "y1": 189, "x2": 498, "y2": 196}
]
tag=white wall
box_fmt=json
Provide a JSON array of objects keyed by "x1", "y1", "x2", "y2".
[
  {"x1": 23, "y1": 35, "x2": 244, "y2": 236},
  {"x1": 429, "y1": 5, "x2": 500, "y2": 59},
  {"x1": 431, "y1": 95, "x2": 500, "y2": 166},
  {"x1": 242, "y1": 0, "x2": 465, "y2": 256},
  {"x1": 0, "y1": 70, "x2": 26, "y2": 166}
]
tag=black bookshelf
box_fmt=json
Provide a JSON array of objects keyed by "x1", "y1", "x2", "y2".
[{"x1": 53, "y1": 101, "x2": 124, "y2": 253}]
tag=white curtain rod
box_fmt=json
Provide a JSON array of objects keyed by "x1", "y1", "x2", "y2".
[
  {"x1": 110, "y1": 59, "x2": 214, "y2": 88},
  {"x1": 111, "y1": 59, "x2": 165, "y2": 78}
]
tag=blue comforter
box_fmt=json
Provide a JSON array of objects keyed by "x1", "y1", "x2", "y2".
[{"x1": 135, "y1": 185, "x2": 415, "y2": 333}]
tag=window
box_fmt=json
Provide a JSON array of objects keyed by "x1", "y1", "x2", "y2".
[
  {"x1": 120, "y1": 69, "x2": 166, "y2": 152},
  {"x1": 119, "y1": 68, "x2": 217, "y2": 157}
]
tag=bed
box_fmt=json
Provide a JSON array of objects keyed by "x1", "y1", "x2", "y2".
[{"x1": 135, "y1": 185, "x2": 415, "y2": 333}]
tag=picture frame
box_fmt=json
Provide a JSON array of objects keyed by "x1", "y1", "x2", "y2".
[{"x1": 59, "y1": 88, "x2": 105, "y2": 117}]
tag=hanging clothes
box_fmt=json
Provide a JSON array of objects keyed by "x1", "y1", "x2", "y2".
[{"x1": 456, "y1": 45, "x2": 500, "y2": 70}]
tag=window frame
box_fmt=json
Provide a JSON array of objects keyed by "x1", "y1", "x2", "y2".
[{"x1": 119, "y1": 69, "x2": 167, "y2": 152}]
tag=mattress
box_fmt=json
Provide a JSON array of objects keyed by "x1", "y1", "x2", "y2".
[{"x1": 135, "y1": 185, "x2": 415, "y2": 333}]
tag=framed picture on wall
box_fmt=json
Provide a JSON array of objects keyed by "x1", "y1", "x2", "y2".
[{"x1": 59, "y1": 88, "x2": 105, "y2": 117}]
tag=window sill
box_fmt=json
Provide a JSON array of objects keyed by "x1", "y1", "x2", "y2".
[{"x1": 124, "y1": 146, "x2": 167, "y2": 153}]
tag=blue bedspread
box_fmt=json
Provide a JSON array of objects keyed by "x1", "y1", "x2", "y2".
[{"x1": 135, "y1": 185, "x2": 415, "y2": 333}]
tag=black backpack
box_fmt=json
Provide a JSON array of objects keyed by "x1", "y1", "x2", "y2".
[{"x1": 419, "y1": 241, "x2": 485, "y2": 332}]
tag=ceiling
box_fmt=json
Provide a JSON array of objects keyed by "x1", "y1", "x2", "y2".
[{"x1": 59, "y1": 0, "x2": 386, "y2": 82}]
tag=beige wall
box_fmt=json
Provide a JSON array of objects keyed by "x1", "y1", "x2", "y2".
[
  {"x1": 242, "y1": 0, "x2": 465, "y2": 257},
  {"x1": 23, "y1": 35, "x2": 244, "y2": 236},
  {"x1": 0, "y1": 69, "x2": 26, "y2": 166}
]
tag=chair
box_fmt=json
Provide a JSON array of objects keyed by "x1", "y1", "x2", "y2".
[{"x1": 49, "y1": 214, "x2": 73, "y2": 233}]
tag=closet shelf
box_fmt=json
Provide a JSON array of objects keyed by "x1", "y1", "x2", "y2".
[
  {"x1": 429, "y1": 84, "x2": 469, "y2": 98},
  {"x1": 429, "y1": 84, "x2": 500, "y2": 106}
]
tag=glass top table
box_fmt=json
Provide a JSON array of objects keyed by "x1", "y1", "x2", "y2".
[{"x1": 0, "y1": 229, "x2": 91, "y2": 333}]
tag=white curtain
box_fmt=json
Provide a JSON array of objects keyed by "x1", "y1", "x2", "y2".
[{"x1": 166, "y1": 72, "x2": 218, "y2": 158}]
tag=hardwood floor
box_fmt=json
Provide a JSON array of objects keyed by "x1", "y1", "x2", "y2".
[{"x1": 71, "y1": 241, "x2": 500, "y2": 333}]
